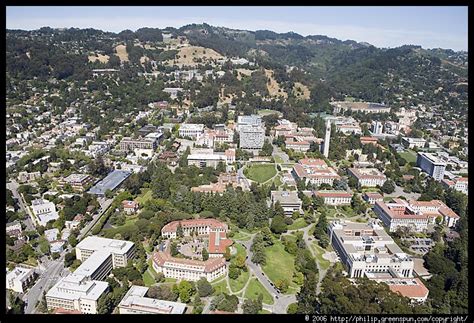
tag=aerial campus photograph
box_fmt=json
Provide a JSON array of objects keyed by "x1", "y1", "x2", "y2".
[{"x1": 4, "y1": 5, "x2": 468, "y2": 316}]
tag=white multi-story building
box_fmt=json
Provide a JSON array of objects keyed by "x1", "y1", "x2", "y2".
[
  {"x1": 371, "y1": 121, "x2": 384, "y2": 135},
  {"x1": 285, "y1": 140, "x2": 310, "y2": 152},
  {"x1": 119, "y1": 137, "x2": 157, "y2": 151},
  {"x1": 161, "y1": 219, "x2": 228, "y2": 239},
  {"x1": 292, "y1": 158, "x2": 340, "y2": 186},
  {"x1": 118, "y1": 285, "x2": 186, "y2": 314},
  {"x1": 270, "y1": 191, "x2": 303, "y2": 216},
  {"x1": 402, "y1": 137, "x2": 426, "y2": 149},
  {"x1": 187, "y1": 148, "x2": 235, "y2": 168},
  {"x1": 75, "y1": 236, "x2": 136, "y2": 279},
  {"x1": 236, "y1": 115, "x2": 262, "y2": 131},
  {"x1": 239, "y1": 124, "x2": 265, "y2": 150},
  {"x1": 178, "y1": 124, "x2": 204, "y2": 138},
  {"x1": 416, "y1": 152, "x2": 446, "y2": 181},
  {"x1": 31, "y1": 199, "x2": 59, "y2": 227},
  {"x1": 348, "y1": 168, "x2": 387, "y2": 187},
  {"x1": 58, "y1": 174, "x2": 95, "y2": 192},
  {"x1": 315, "y1": 190, "x2": 352, "y2": 206},
  {"x1": 329, "y1": 220, "x2": 414, "y2": 279},
  {"x1": 152, "y1": 250, "x2": 227, "y2": 282},
  {"x1": 442, "y1": 177, "x2": 468, "y2": 195},
  {"x1": 6, "y1": 267, "x2": 36, "y2": 293},
  {"x1": 46, "y1": 274, "x2": 109, "y2": 314}
]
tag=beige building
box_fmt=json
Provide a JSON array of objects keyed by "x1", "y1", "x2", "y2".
[
  {"x1": 292, "y1": 158, "x2": 340, "y2": 186},
  {"x1": 270, "y1": 190, "x2": 303, "y2": 216},
  {"x1": 315, "y1": 190, "x2": 352, "y2": 206},
  {"x1": 6, "y1": 266, "x2": 36, "y2": 293},
  {"x1": 118, "y1": 285, "x2": 186, "y2": 314},
  {"x1": 348, "y1": 168, "x2": 387, "y2": 187}
]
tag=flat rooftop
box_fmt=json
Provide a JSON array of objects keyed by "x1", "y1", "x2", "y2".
[
  {"x1": 76, "y1": 236, "x2": 134, "y2": 255},
  {"x1": 119, "y1": 286, "x2": 186, "y2": 314},
  {"x1": 88, "y1": 170, "x2": 131, "y2": 195},
  {"x1": 46, "y1": 274, "x2": 108, "y2": 301}
]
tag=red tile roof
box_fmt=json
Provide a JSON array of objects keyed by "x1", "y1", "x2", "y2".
[
  {"x1": 152, "y1": 251, "x2": 226, "y2": 272},
  {"x1": 162, "y1": 219, "x2": 228, "y2": 234},
  {"x1": 386, "y1": 278, "x2": 429, "y2": 300},
  {"x1": 209, "y1": 231, "x2": 233, "y2": 254}
]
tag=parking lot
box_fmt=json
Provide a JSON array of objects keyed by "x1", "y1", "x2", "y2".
[{"x1": 403, "y1": 238, "x2": 434, "y2": 255}]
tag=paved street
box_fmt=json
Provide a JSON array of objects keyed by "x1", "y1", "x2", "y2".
[
  {"x1": 237, "y1": 166, "x2": 251, "y2": 190},
  {"x1": 7, "y1": 180, "x2": 36, "y2": 231},
  {"x1": 23, "y1": 254, "x2": 66, "y2": 314},
  {"x1": 385, "y1": 184, "x2": 421, "y2": 201}
]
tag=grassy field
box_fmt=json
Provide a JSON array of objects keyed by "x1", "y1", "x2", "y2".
[
  {"x1": 142, "y1": 270, "x2": 155, "y2": 286},
  {"x1": 287, "y1": 218, "x2": 309, "y2": 230},
  {"x1": 244, "y1": 164, "x2": 276, "y2": 183},
  {"x1": 311, "y1": 243, "x2": 331, "y2": 271},
  {"x1": 212, "y1": 278, "x2": 230, "y2": 295},
  {"x1": 274, "y1": 155, "x2": 284, "y2": 164},
  {"x1": 262, "y1": 240, "x2": 299, "y2": 293},
  {"x1": 257, "y1": 109, "x2": 283, "y2": 117},
  {"x1": 244, "y1": 278, "x2": 274, "y2": 305},
  {"x1": 259, "y1": 309, "x2": 272, "y2": 314},
  {"x1": 136, "y1": 188, "x2": 153, "y2": 205},
  {"x1": 232, "y1": 243, "x2": 247, "y2": 259},
  {"x1": 232, "y1": 231, "x2": 252, "y2": 241},
  {"x1": 398, "y1": 149, "x2": 417, "y2": 163},
  {"x1": 229, "y1": 269, "x2": 250, "y2": 293}
]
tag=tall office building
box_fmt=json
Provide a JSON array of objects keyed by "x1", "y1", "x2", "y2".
[
  {"x1": 416, "y1": 152, "x2": 446, "y2": 181},
  {"x1": 322, "y1": 119, "x2": 331, "y2": 158}
]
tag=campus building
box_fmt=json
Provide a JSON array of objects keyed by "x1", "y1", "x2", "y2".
[
  {"x1": 328, "y1": 220, "x2": 414, "y2": 279},
  {"x1": 315, "y1": 190, "x2": 352, "y2": 206},
  {"x1": 292, "y1": 158, "x2": 340, "y2": 186},
  {"x1": 187, "y1": 148, "x2": 235, "y2": 168},
  {"x1": 402, "y1": 137, "x2": 426, "y2": 149},
  {"x1": 178, "y1": 123, "x2": 205, "y2": 138},
  {"x1": 58, "y1": 174, "x2": 95, "y2": 192},
  {"x1": 239, "y1": 124, "x2": 265, "y2": 150},
  {"x1": 118, "y1": 285, "x2": 186, "y2": 314},
  {"x1": 119, "y1": 137, "x2": 157, "y2": 151},
  {"x1": 31, "y1": 199, "x2": 59, "y2": 227},
  {"x1": 6, "y1": 266, "x2": 36, "y2": 293},
  {"x1": 46, "y1": 274, "x2": 109, "y2": 314},
  {"x1": 416, "y1": 152, "x2": 446, "y2": 181},
  {"x1": 348, "y1": 168, "x2": 387, "y2": 187},
  {"x1": 441, "y1": 177, "x2": 468, "y2": 195},
  {"x1": 270, "y1": 190, "x2": 303, "y2": 216},
  {"x1": 161, "y1": 219, "x2": 228, "y2": 239},
  {"x1": 88, "y1": 170, "x2": 131, "y2": 196}
]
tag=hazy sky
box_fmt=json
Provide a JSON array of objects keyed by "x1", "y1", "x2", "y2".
[{"x1": 6, "y1": 6, "x2": 468, "y2": 51}]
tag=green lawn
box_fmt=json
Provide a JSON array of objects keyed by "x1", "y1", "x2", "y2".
[
  {"x1": 164, "y1": 278, "x2": 177, "y2": 283},
  {"x1": 135, "y1": 188, "x2": 153, "y2": 205},
  {"x1": 287, "y1": 218, "x2": 309, "y2": 230},
  {"x1": 232, "y1": 243, "x2": 247, "y2": 259},
  {"x1": 244, "y1": 164, "x2": 277, "y2": 183},
  {"x1": 229, "y1": 269, "x2": 250, "y2": 293},
  {"x1": 142, "y1": 270, "x2": 156, "y2": 286},
  {"x1": 259, "y1": 309, "x2": 272, "y2": 314},
  {"x1": 257, "y1": 109, "x2": 283, "y2": 117},
  {"x1": 232, "y1": 232, "x2": 252, "y2": 241},
  {"x1": 244, "y1": 278, "x2": 274, "y2": 305},
  {"x1": 212, "y1": 278, "x2": 230, "y2": 295},
  {"x1": 261, "y1": 240, "x2": 299, "y2": 293},
  {"x1": 270, "y1": 175, "x2": 282, "y2": 187},
  {"x1": 398, "y1": 149, "x2": 417, "y2": 163},
  {"x1": 274, "y1": 155, "x2": 284, "y2": 164},
  {"x1": 311, "y1": 242, "x2": 331, "y2": 271}
]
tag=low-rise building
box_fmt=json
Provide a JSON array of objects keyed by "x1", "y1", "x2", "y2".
[
  {"x1": 179, "y1": 124, "x2": 205, "y2": 138},
  {"x1": 328, "y1": 220, "x2": 414, "y2": 279},
  {"x1": 374, "y1": 199, "x2": 430, "y2": 232},
  {"x1": 122, "y1": 200, "x2": 139, "y2": 214},
  {"x1": 161, "y1": 219, "x2": 228, "y2": 239},
  {"x1": 270, "y1": 191, "x2": 303, "y2": 216},
  {"x1": 46, "y1": 274, "x2": 109, "y2": 314},
  {"x1": 285, "y1": 139, "x2": 310, "y2": 152},
  {"x1": 119, "y1": 137, "x2": 157, "y2": 151},
  {"x1": 441, "y1": 177, "x2": 468, "y2": 195},
  {"x1": 402, "y1": 137, "x2": 426, "y2": 149},
  {"x1": 31, "y1": 199, "x2": 59, "y2": 227},
  {"x1": 58, "y1": 174, "x2": 95, "y2": 192},
  {"x1": 373, "y1": 277, "x2": 429, "y2": 303},
  {"x1": 348, "y1": 168, "x2": 387, "y2": 187},
  {"x1": 88, "y1": 170, "x2": 131, "y2": 196},
  {"x1": 187, "y1": 148, "x2": 234, "y2": 168},
  {"x1": 6, "y1": 221, "x2": 22, "y2": 238},
  {"x1": 363, "y1": 192, "x2": 384, "y2": 205},
  {"x1": 6, "y1": 266, "x2": 36, "y2": 293},
  {"x1": 292, "y1": 158, "x2": 340, "y2": 186},
  {"x1": 118, "y1": 285, "x2": 186, "y2": 314},
  {"x1": 315, "y1": 190, "x2": 352, "y2": 206}
]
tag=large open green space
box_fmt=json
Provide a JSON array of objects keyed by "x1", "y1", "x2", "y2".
[
  {"x1": 229, "y1": 269, "x2": 250, "y2": 293},
  {"x1": 211, "y1": 278, "x2": 230, "y2": 295},
  {"x1": 244, "y1": 163, "x2": 277, "y2": 183},
  {"x1": 261, "y1": 239, "x2": 299, "y2": 294},
  {"x1": 244, "y1": 278, "x2": 274, "y2": 305},
  {"x1": 287, "y1": 218, "x2": 309, "y2": 230},
  {"x1": 398, "y1": 149, "x2": 417, "y2": 163},
  {"x1": 135, "y1": 188, "x2": 153, "y2": 205}
]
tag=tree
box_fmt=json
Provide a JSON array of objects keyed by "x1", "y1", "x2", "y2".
[
  {"x1": 7, "y1": 291, "x2": 25, "y2": 314},
  {"x1": 296, "y1": 272, "x2": 318, "y2": 314},
  {"x1": 314, "y1": 210, "x2": 329, "y2": 248},
  {"x1": 170, "y1": 241, "x2": 179, "y2": 256},
  {"x1": 178, "y1": 280, "x2": 195, "y2": 303},
  {"x1": 197, "y1": 277, "x2": 214, "y2": 297},
  {"x1": 176, "y1": 222, "x2": 184, "y2": 238},
  {"x1": 242, "y1": 294, "x2": 263, "y2": 314},
  {"x1": 275, "y1": 278, "x2": 289, "y2": 293},
  {"x1": 147, "y1": 285, "x2": 178, "y2": 301},
  {"x1": 270, "y1": 215, "x2": 287, "y2": 234},
  {"x1": 381, "y1": 179, "x2": 396, "y2": 194},
  {"x1": 202, "y1": 248, "x2": 209, "y2": 261},
  {"x1": 228, "y1": 264, "x2": 240, "y2": 279},
  {"x1": 287, "y1": 303, "x2": 298, "y2": 314}
]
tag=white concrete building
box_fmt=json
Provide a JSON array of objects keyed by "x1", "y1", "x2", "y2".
[
  {"x1": 315, "y1": 190, "x2": 352, "y2": 206},
  {"x1": 118, "y1": 285, "x2": 186, "y2": 314},
  {"x1": 239, "y1": 124, "x2": 265, "y2": 150},
  {"x1": 236, "y1": 115, "x2": 262, "y2": 131},
  {"x1": 329, "y1": 220, "x2": 414, "y2": 279},
  {"x1": 270, "y1": 191, "x2": 303, "y2": 216},
  {"x1": 31, "y1": 199, "x2": 59, "y2": 227},
  {"x1": 46, "y1": 274, "x2": 109, "y2": 314},
  {"x1": 442, "y1": 177, "x2": 468, "y2": 195},
  {"x1": 292, "y1": 158, "x2": 340, "y2": 186},
  {"x1": 6, "y1": 267, "x2": 36, "y2": 293},
  {"x1": 178, "y1": 124, "x2": 204, "y2": 138},
  {"x1": 402, "y1": 137, "x2": 426, "y2": 149},
  {"x1": 416, "y1": 152, "x2": 446, "y2": 181},
  {"x1": 348, "y1": 168, "x2": 387, "y2": 187}
]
